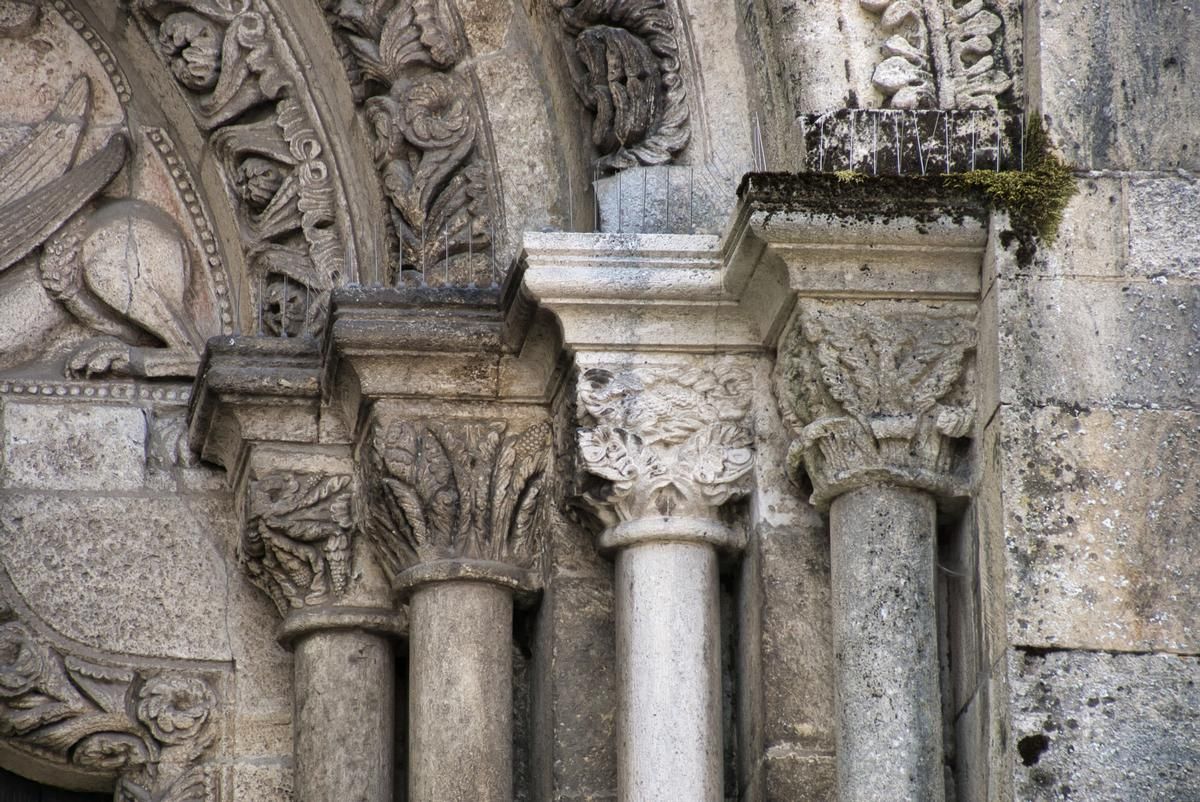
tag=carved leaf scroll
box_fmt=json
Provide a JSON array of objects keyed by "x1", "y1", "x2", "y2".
[
  {"x1": 241, "y1": 472, "x2": 355, "y2": 615},
  {"x1": 133, "y1": 0, "x2": 349, "y2": 335},
  {"x1": 576, "y1": 362, "x2": 754, "y2": 525},
  {"x1": 0, "y1": 621, "x2": 219, "y2": 800},
  {"x1": 776, "y1": 300, "x2": 976, "y2": 506},
  {"x1": 860, "y1": 0, "x2": 1015, "y2": 110},
  {"x1": 358, "y1": 419, "x2": 552, "y2": 584},
  {"x1": 552, "y1": 0, "x2": 691, "y2": 171},
  {"x1": 327, "y1": 0, "x2": 501, "y2": 286}
]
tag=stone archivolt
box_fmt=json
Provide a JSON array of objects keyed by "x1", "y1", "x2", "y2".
[
  {"x1": 776, "y1": 299, "x2": 976, "y2": 507},
  {"x1": 241, "y1": 471, "x2": 356, "y2": 614},
  {"x1": 132, "y1": 0, "x2": 351, "y2": 337},
  {"x1": 327, "y1": 0, "x2": 501, "y2": 286},
  {"x1": 576, "y1": 363, "x2": 754, "y2": 525},
  {"x1": 552, "y1": 0, "x2": 692, "y2": 171},
  {"x1": 358, "y1": 418, "x2": 553, "y2": 586}
]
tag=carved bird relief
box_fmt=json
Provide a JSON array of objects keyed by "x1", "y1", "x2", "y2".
[{"x1": 0, "y1": 77, "x2": 205, "y2": 378}]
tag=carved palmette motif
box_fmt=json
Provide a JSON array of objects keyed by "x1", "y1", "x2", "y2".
[
  {"x1": 327, "y1": 0, "x2": 502, "y2": 285},
  {"x1": 552, "y1": 0, "x2": 691, "y2": 170},
  {"x1": 132, "y1": 0, "x2": 349, "y2": 335},
  {"x1": 860, "y1": 0, "x2": 1015, "y2": 109},
  {"x1": 241, "y1": 472, "x2": 355, "y2": 614},
  {"x1": 776, "y1": 300, "x2": 976, "y2": 506},
  {"x1": 0, "y1": 620, "x2": 219, "y2": 800},
  {"x1": 358, "y1": 419, "x2": 552, "y2": 582},
  {"x1": 576, "y1": 362, "x2": 754, "y2": 525}
]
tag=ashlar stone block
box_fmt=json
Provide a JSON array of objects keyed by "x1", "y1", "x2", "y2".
[
  {"x1": 1, "y1": 400, "x2": 146, "y2": 490},
  {"x1": 998, "y1": 277, "x2": 1200, "y2": 410},
  {"x1": 1031, "y1": 0, "x2": 1200, "y2": 170},
  {"x1": 1128, "y1": 176, "x2": 1200, "y2": 280},
  {"x1": 1010, "y1": 649, "x2": 1200, "y2": 801},
  {"x1": 1002, "y1": 405, "x2": 1200, "y2": 653},
  {"x1": 0, "y1": 493, "x2": 232, "y2": 661}
]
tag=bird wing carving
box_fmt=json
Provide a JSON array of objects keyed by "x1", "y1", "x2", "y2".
[
  {"x1": 0, "y1": 76, "x2": 89, "y2": 208},
  {"x1": 0, "y1": 133, "x2": 127, "y2": 275}
]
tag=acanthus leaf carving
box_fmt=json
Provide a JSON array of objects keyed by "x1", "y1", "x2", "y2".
[
  {"x1": 576, "y1": 362, "x2": 754, "y2": 526},
  {"x1": 328, "y1": 0, "x2": 501, "y2": 286},
  {"x1": 0, "y1": 621, "x2": 220, "y2": 800},
  {"x1": 241, "y1": 471, "x2": 356, "y2": 615},
  {"x1": 552, "y1": 0, "x2": 692, "y2": 171},
  {"x1": 775, "y1": 300, "x2": 976, "y2": 507},
  {"x1": 358, "y1": 419, "x2": 552, "y2": 584},
  {"x1": 860, "y1": 0, "x2": 1015, "y2": 110}
]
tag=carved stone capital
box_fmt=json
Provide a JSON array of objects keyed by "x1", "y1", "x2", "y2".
[
  {"x1": 776, "y1": 299, "x2": 976, "y2": 508},
  {"x1": 241, "y1": 471, "x2": 356, "y2": 615},
  {"x1": 357, "y1": 417, "x2": 553, "y2": 594},
  {"x1": 575, "y1": 360, "x2": 755, "y2": 530}
]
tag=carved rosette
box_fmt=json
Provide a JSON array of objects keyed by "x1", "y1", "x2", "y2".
[
  {"x1": 357, "y1": 419, "x2": 553, "y2": 589},
  {"x1": 552, "y1": 0, "x2": 692, "y2": 171},
  {"x1": 775, "y1": 300, "x2": 976, "y2": 508},
  {"x1": 241, "y1": 471, "x2": 355, "y2": 615},
  {"x1": 0, "y1": 620, "x2": 221, "y2": 800},
  {"x1": 575, "y1": 362, "x2": 754, "y2": 528},
  {"x1": 132, "y1": 0, "x2": 351, "y2": 336},
  {"x1": 860, "y1": 0, "x2": 1016, "y2": 110},
  {"x1": 326, "y1": 0, "x2": 502, "y2": 286}
]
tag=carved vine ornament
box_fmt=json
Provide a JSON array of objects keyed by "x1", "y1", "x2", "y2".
[
  {"x1": 242, "y1": 472, "x2": 356, "y2": 614},
  {"x1": 0, "y1": 613, "x2": 221, "y2": 801},
  {"x1": 132, "y1": 0, "x2": 351, "y2": 336},
  {"x1": 776, "y1": 301, "x2": 976, "y2": 507},
  {"x1": 860, "y1": 0, "x2": 1015, "y2": 109},
  {"x1": 576, "y1": 363, "x2": 754, "y2": 526},
  {"x1": 327, "y1": 0, "x2": 502, "y2": 285}
]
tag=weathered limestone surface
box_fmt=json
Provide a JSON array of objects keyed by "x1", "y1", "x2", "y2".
[
  {"x1": 1009, "y1": 649, "x2": 1200, "y2": 800},
  {"x1": 0, "y1": 0, "x2": 1197, "y2": 799},
  {"x1": 1029, "y1": 0, "x2": 1200, "y2": 171},
  {"x1": 1001, "y1": 404, "x2": 1200, "y2": 653}
]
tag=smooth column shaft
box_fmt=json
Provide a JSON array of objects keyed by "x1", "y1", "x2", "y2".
[
  {"x1": 830, "y1": 485, "x2": 945, "y2": 802},
  {"x1": 294, "y1": 629, "x2": 394, "y2": 802},
  {"x1": 615, "y1": 541, "x2": 722, "y2": 802},
  {"x1": 409, "y1": 580, "x2": 513, "y2": 802}
]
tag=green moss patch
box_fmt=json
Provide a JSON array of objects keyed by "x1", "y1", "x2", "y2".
[{"x1": 946, "y1": 118, "x2": 1077, "y2": 243}]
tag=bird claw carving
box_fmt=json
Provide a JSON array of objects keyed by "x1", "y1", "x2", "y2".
[{"x1": 66, "y1": 337, "x2": 133, "y2": 379}]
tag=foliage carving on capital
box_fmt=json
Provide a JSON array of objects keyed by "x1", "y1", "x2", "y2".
[
  {"x1": 551, "y1": 0, "x2": 692, "y2": 171},
  {"x1": 576, "y1": 362, "x2": 754, "y2": 526},
  {"x1": 241, "y1": 472, "x2": 355, "y2": 615},
  {"x1": 776, "y1": 300, "x2": 976, "y2": 507},
  {"x1": 859, "y1": 0, "x2": 1016, "y2": 110},
  {"x1": 0, "y1": 619, "x2": 221, "y2": 801},
  {"x1": 358, "y1": 419, "x2": 553, "y2": 584}
]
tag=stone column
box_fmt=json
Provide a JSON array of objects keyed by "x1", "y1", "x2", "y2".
[
  {"x1": 523, "y1": 233, "x2": 777, "y2": 799},
  {"x1": 188, "y1": 338, "x2": 405, "y2": 802},
  {"x1": 775, "y1": 299, "x2": 976, "y2": 802},
  {"x1": 357, "y1": 416, "x2": 553, "y2": 802},
  {"x1": 574, "y1": 361, "x2": 755, "y2": 801},
  {"x1": 243, "y1": 470, "x2": 404, "y2": 802}
]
